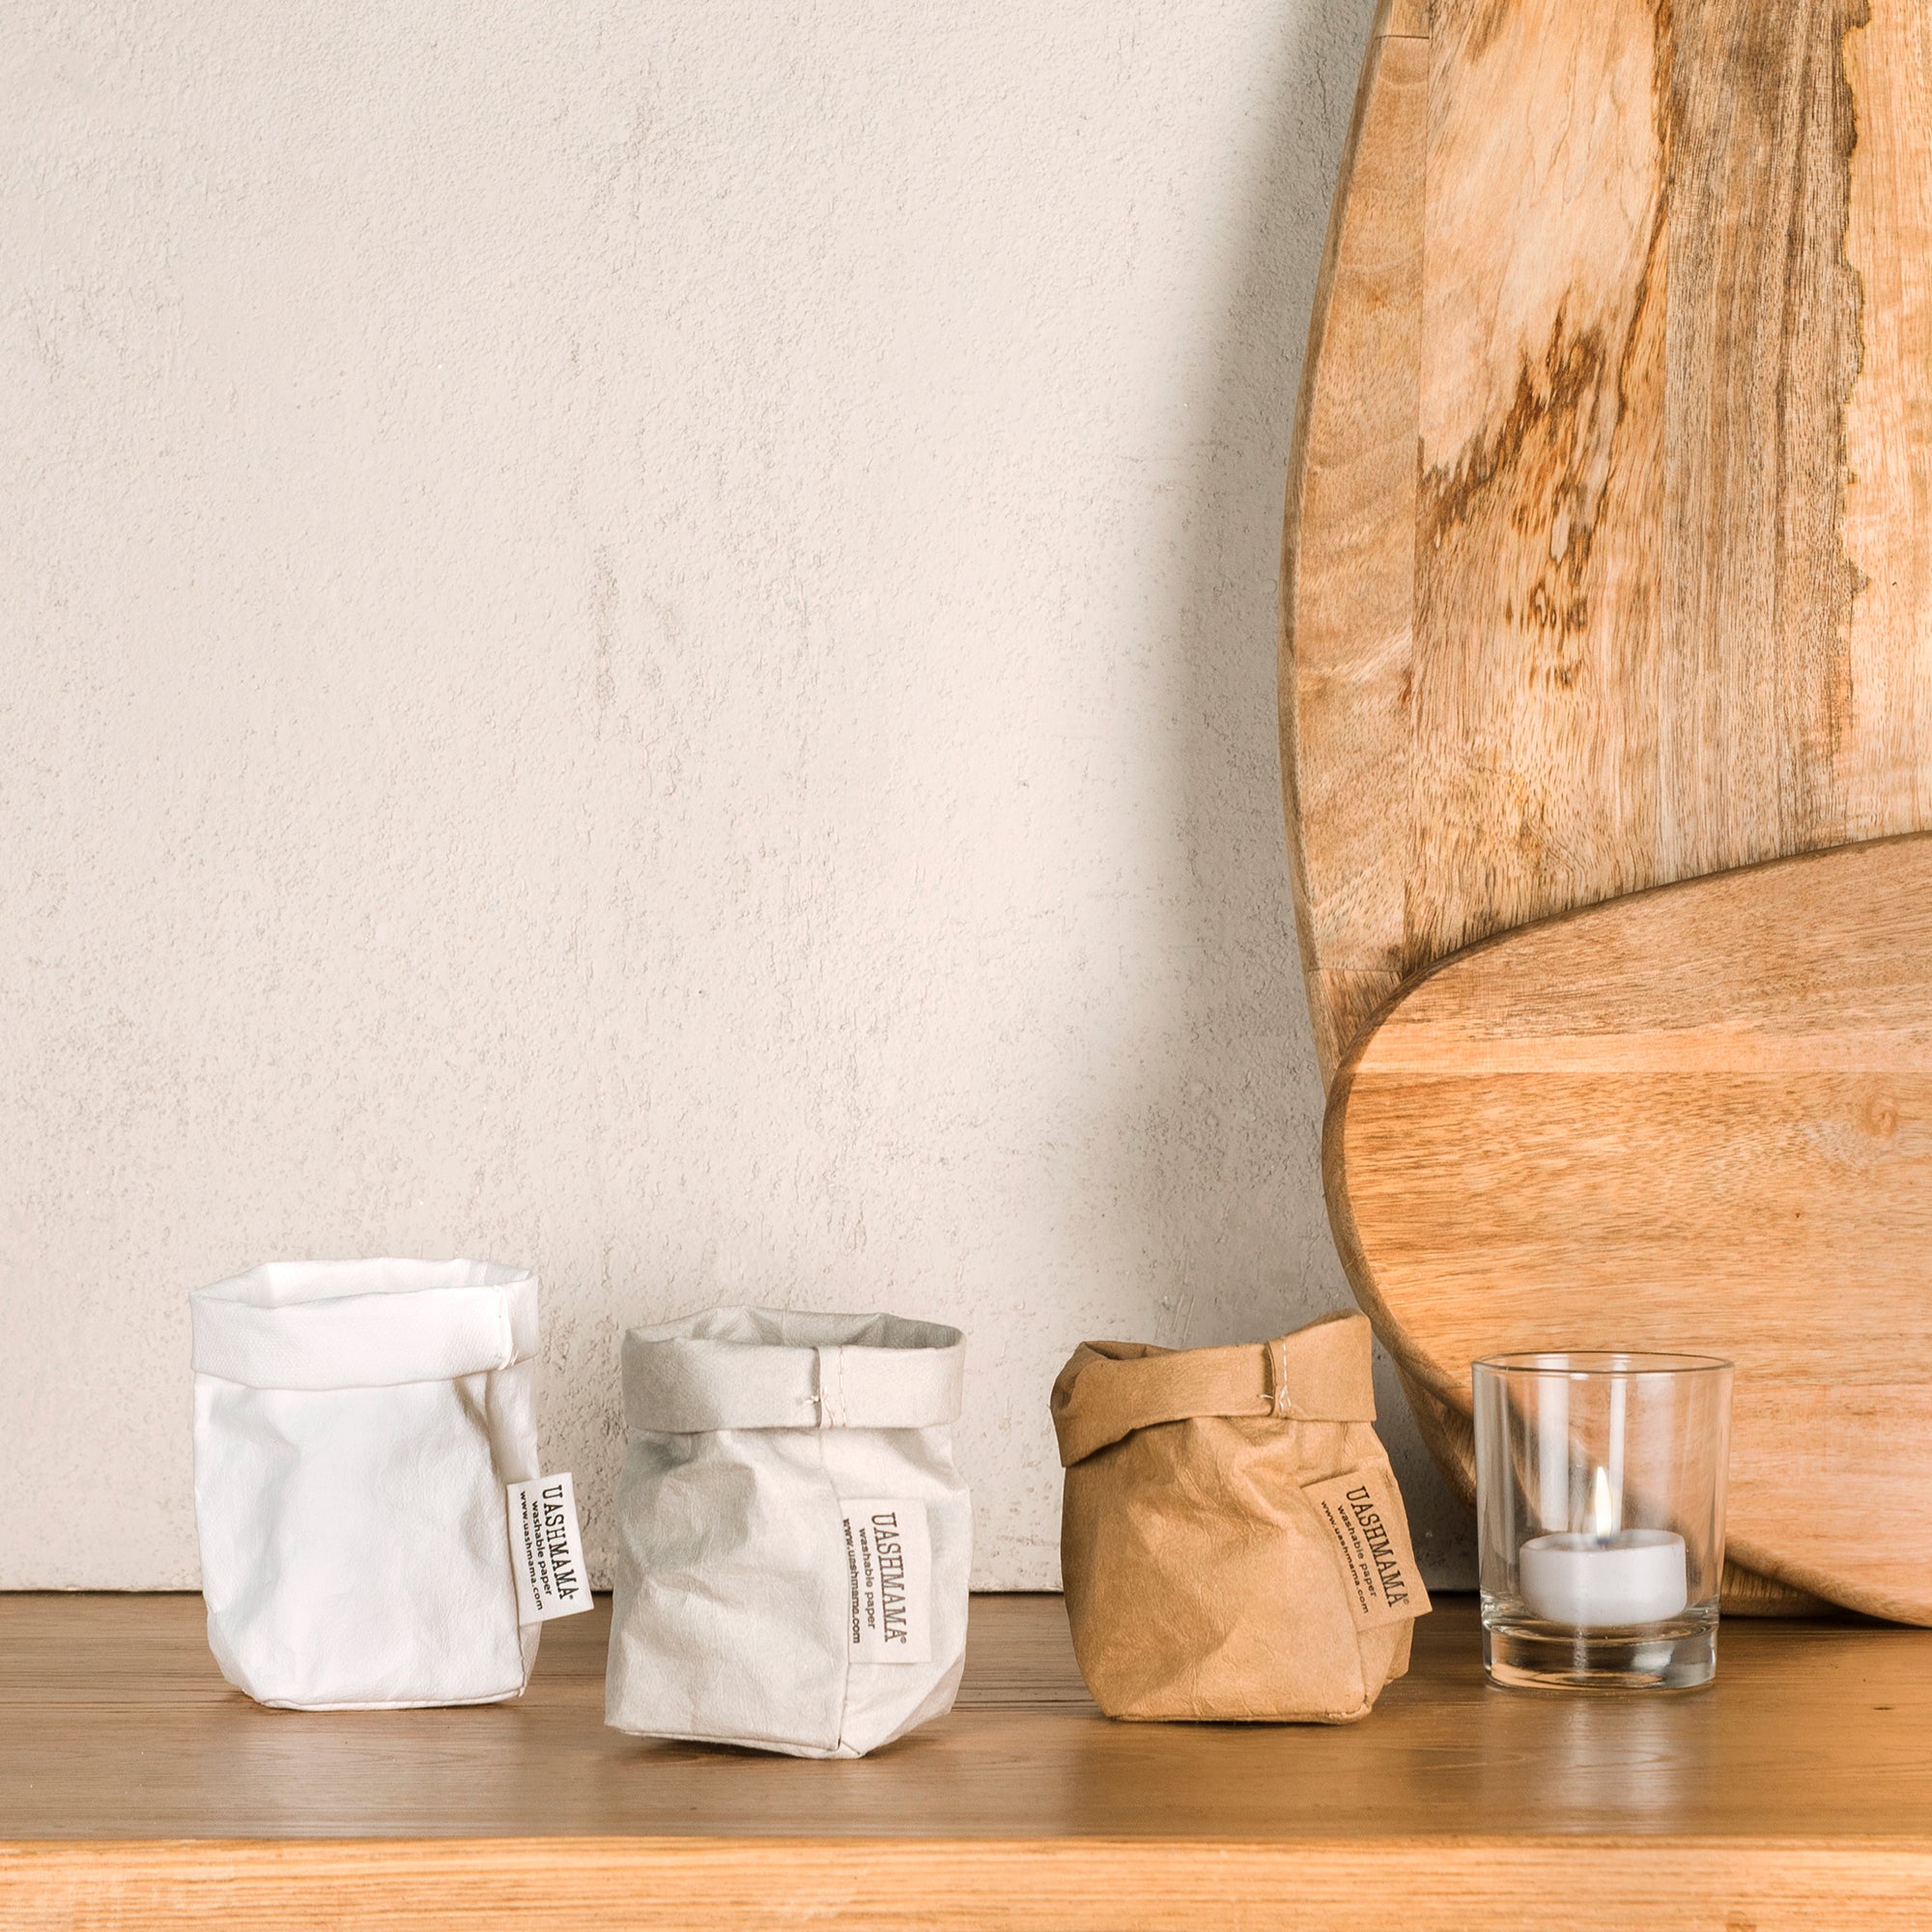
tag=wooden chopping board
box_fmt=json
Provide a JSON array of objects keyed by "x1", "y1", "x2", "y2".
[
  {"x1": 1282, "y1": 0, "x2": 1932, "y2": 1081},
  {"x1": 1327, "y1": 837, "x2": 1932, "y2": 1624},
  {"x1": 1280, "y1": 0, "x2": 1932, "y2": 1605}
]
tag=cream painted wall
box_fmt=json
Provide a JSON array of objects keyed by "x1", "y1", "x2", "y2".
[{"x1": 2, "y1": 0, "x2": 1474, "y2": 1589}]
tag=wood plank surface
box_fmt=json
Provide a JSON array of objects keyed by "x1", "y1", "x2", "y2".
[
  {"x1": 11, "y1": 1838, "x2": 1932, "y2": 1932},
  {"x1": 4, "y1": 1593, "x2": 1932, "y2": 1928},
  {"x1": 1328, "y1": 836, "x2": 1932, "y2": 1622}
]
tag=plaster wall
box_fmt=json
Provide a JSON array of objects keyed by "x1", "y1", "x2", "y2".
[{"x1": 2, "y1": 0, "x2": 1475, "y2": 1588}]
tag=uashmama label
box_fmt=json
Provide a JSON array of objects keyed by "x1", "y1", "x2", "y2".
[
  {"x1": 506, "y1": 1472, "x2": 592, "y2": 1625},
  {"x1": 841, "y1": 1497, "x2": 931, "y2": 1662},
  {"x1": 1303, "y1": 1465, "x2": 1432, "y2": 1633}
]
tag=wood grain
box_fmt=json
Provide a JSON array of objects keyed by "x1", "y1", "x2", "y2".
[
  {"x1": 1280, "y1": 0, "x2": 1428, "y2": 1075},
  {"x1": 1410, "y1": 0, "x2": 1669, "y2": 974},
  {"x1": 1663, "y1": 0, "x2": 1863, "y2": 873},
  {"x1": 1328, "y1": 836, "x2": 1932, "y2": 1622},
  {"x1": 1284, "y1": 0, "x2": 1932, "y2": 1086},
  {"x1": 1841, "y1": 0, "x2": 1932, "y2": 837},
  {"x1": 10, "y1": 1838, "x2": 1932, "y2": 1932},
  {"x1": 4, "y1": 1593, "x2": 1932, "y2": 1927},
  {"x1": 1282, "y1": 1, "x2": 1932, "y2": 1600}
]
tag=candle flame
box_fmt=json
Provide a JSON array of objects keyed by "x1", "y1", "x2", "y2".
[{"x1": 1589, "y1": 1464, "x2": 1618, "y2": 1539}]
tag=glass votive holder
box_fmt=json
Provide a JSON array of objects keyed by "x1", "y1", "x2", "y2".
[{"x1": 1473, "y1": 1351, "x2": 1732, "y2": 1691}]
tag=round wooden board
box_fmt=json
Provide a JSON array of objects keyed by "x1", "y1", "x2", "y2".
[
  {"x1": 1283, "y1": 0, "x2": 1932, "y2": 1080},
  {"x1": 1328, "y1": 838, "x2": 1932, "y2": 1623},
  {"x1": 1281, "y1": 0, "x2": 1932, "y2": 1608}
]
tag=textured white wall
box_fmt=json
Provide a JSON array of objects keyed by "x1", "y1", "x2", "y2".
[{"x1": 3, "y1": 0, "x2": 1474, "y2": 1589}]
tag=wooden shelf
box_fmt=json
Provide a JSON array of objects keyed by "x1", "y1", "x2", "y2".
[{"x1": 3, "y1": 1592, "x2": 1929, "y2": 1928}]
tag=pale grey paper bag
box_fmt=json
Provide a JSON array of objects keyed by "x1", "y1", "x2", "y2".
[{"x1": 605, "y1": 1307, "x2": 971, "y2": 1757}]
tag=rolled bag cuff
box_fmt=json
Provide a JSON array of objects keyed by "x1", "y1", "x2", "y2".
[
  {"x1": 191, "y1": 1264, "x2": 538, "y2": 1390},
  {"x1": 623, "y1": 1311, "x2": 966, "y2": 1433},
  {"x1": 1051, "y1": 1310, "x2": 1377, "y2": 1466}
]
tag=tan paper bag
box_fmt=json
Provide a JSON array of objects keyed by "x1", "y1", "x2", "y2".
[{"x1": 1051, "y1": 1310, "x2": 1430, "y2": 1722}]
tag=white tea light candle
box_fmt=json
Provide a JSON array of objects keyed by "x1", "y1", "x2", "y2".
[{"x1": 1520, "y1": 1528, "x2": 1688, "y2": 1628}]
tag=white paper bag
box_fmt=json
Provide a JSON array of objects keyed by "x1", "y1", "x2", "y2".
[
  {"x1": 191, "y1": 1258, "x2": 541, "y2": 1710},
  {"x1": 606, "y1": 1306, "x2": 972, "y2": 1757}
]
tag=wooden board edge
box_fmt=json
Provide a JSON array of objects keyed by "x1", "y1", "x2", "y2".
[
  {"x1": 1356, "y1": 832, "x2": 1932, "y2": 1048},
  {"x1": 1279, "y1": 6, "x2": 1428, "y2": 1085},
  {"x1": 9, "y1": 1835, "x2": 1932, "y2": 1932},
  {"x1": 1321, "y1": 1009, "x2": 1466, "y2": 1410},
  {"x1": 1722, "y1": 1531, "x2": 1932, "y2": 1629}
]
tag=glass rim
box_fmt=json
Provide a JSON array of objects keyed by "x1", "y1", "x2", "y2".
[{"x1": 1471, "y1": 1350, "x2": 1733, "y2": 1378}]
